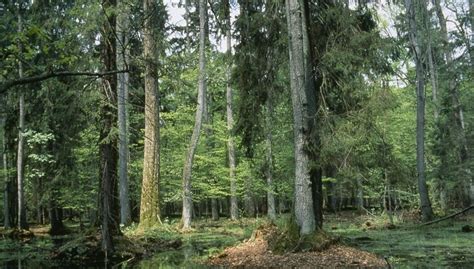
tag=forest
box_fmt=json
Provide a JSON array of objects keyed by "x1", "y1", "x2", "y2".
[{"x1": 0, "y1": 0, "x2": 473, "y2": 268}]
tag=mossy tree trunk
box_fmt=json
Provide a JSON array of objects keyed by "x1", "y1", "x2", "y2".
[{"x1": 139, "y1": 0, "x2": 162, "y2": 228}]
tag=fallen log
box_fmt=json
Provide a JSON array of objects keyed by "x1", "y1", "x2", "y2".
[{"x1": 421, "y1": 205, "x2": 474, "y2": 226}]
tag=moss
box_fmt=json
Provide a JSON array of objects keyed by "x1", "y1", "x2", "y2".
[{"x1": 265, "y1": 217, "x2": 338, "y2": 254}]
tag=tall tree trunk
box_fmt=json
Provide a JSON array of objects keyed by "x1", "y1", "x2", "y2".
[
  {"x1": 117, "y1": 0, "x2": 131, "y2": 226},
  {"x1": 286, "y1": 0, "x2": 316, "y2": 235},
  {"x1": 100, "y1": 0, "x2": 121, "y2": 255},
  {"x1": 265, "y1": 89, "x2": 276, "y2": 221},
  {"x1": 405, "y1": 0, "x2": 434, "y2": 221},
  {"x1": 17, "y1": 6, "x2": 27, "y2": 230},
  {"x1": 182, "y1": 0, "x2": 207, "y2": 230},
  {"x1": 303, "y1": 0, "x2": 323, "y2": 229},
  {"x1": 225, "y1": 0, "x2": 238, "y2": 221},
  {"x1": 433, "y1": 0, "x2": 472, "y2": 206},
  {"x1": 139, "y1": 0, "x2": 162, "y2": 228}
]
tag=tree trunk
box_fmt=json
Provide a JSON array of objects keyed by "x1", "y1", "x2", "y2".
[
  {"x1": 203, "y1": 73, "x2": 218, "y2": 221},
  {"x1": 265, "y1": 90, "x2": 276, "y2": 221},
  {"x1": 469, "y1": 0, "x2": 474, "y2": 64},
  {"x1": 405, "y1": 0, "x2": 433, "y2": 221},
  {"x1": 2, "y1": 118, "x2": 11, "y2": 228},
  {"x1": 139, "y1": 0, "x2": 162, "y2": 228},
  {"x1": 17, "y1": 7, "x2": 27, "y2": 230},
  {"x1": 100, "y1": 0, "x2": 121, "y2": 255},
  {"x1": 356, "y1": 177, "x2": 364, "y2": 211},
  {"x1": 286, "y1": 0, "x2": 316, "y2": 235},
  {"x1": 303, "y1": 0, "x2": 323, "y2": 229},
  {"x1": 225, "y1": 0, "x2": 238, "y2": 221},
  {"x1": 117, "y1": 0, "x2": 131, "y2": 226},
  {"x1": 182, "y1": 0, "x2": 207, "y2": 230}
]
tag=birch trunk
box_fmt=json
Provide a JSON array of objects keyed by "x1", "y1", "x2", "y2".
[
  {"x1": 17, "y1": 7, "x2": 27, "y2": 230},
  {"x1": 182, "y1": 0, "x2": 207, "y2": 230},
  {"x1": 117, "y1": 0, "x2": 131, "y2": 226},
  {"x1": 225, "y1": 0, "x2": 238, "y2": 221},
  {"x1": 286, "y1": 0, "x2": 315, "y2": 235},
  {"x1": 139, "y1": 0, "x2": 161, "y2": 228},
  {"x1": 405, "y1": 0, "x2": 433, "y2": 221}
]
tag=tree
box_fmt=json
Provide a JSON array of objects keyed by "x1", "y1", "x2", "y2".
[
  {"x1": 99, "y1": 0, "x2": 121, "y2": 255},
  {"x1": 117, "y1": 0, "x2": 131, "y2": 226},
  {"x1": 16, "y1": 2, "x2": 27, "y2": 230},
  {"x1": 139, "y1": 0, "x2": 162, "y2": 228},
  {"x1": 181, "y1": 0, "x2": 207, "y2": 230},
  {"x1": 225, "y1": 0, "x2": 238, "y2": 221},
  {"x1": 285, "y1": 0, "x2": 317, "y2": 235},
  {"x1": 432, "y1": 0, "x2": 472, "y2": 207},
  {"x1": 405, "y1": 0, "x2": 433, "y2": 221}
]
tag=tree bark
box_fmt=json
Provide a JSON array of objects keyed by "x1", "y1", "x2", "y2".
[
  {"x1": 405, "y1": 0, "x2": 434, "y2": 221},
  {"x1": 286, "y1": 0, "x2": 316, "y2": 235},
  {"x1": 182, "y1": 0, "x2": 207, "y2": 230},
  {"x1": 16, "y1": 6, "x2": 27, "y2": 230},
  {"x1": 139, "y1": 0, "x2": 162, "y2": 228},
  {"x1": 117, "y1": 0, "x2": 131, "y2": 226},
  {"x1": 225, "y1": 0, "x2": 238, "y2": 221}
]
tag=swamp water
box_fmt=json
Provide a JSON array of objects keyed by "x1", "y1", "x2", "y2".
[
  {"x1": 331, "y1": 220, "x2": 474, "y2": 268},
  {"x1": 1, "y1": 219, "x2": 473, "y2": 268}
]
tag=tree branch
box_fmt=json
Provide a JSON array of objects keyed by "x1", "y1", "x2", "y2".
[
  {"x1": 420, "y1": 205, "x2": 474, "y2": 226},
  {"x1": 0, "y1": 69, "x2": 129, "y2": 94}
]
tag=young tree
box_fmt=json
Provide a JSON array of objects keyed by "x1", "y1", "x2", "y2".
[
  {"x1": 139, "y1": 0, "x2": 162, "y2": 228},
  {"x1": 405, "y1": 0, "x2": 433, "y2": 221},
  {"x1": 182, "y1": 0, "x2": 207, "y2": 230}
]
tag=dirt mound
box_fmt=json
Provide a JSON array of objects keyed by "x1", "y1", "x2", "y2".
[{"x1": 208, "y1": 224, "x2": 386, "y2": 268}]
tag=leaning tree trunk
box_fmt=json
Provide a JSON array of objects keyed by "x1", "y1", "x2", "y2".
[
  {"x1": 100, "y1": 0, "x2": 121, "y2": 255},
  {"x1": 117, "y1": 0, "x2": 131, "y2": 226},
  {"x1": 139, "y1": 0, "x2": 161, "y2": 228},
  {"x1": 405, "y1": 0, "x2": 433, "y2": 221},
  {"x1": 182, "y1": 0, "x2": 207, "y2": 230},
  {"x1": 16, "y1": 6, "x2": 27, "y2": 230},
  {"x1": 286, "y1": 0, "x2": 316, "y2": 235},
  {"x1": 225, "y1": 0, "x2": 238, "y2": 221}
]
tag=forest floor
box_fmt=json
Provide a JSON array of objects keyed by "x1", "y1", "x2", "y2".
[{"x1": 0, "y1": 209, "x2": 473, "y2": 268}]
